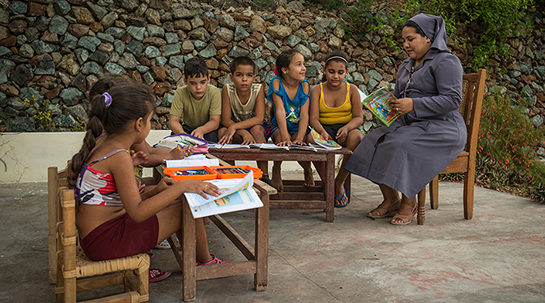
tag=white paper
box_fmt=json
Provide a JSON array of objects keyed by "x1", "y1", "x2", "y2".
[{"x1": 165, "y1": 158, "x2": 219, "y2": 167}]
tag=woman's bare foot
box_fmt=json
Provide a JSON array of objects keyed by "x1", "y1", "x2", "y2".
[
  {"x1": 368, "y1": 199, "x2": 401, "y2": 219},
  {"x1": 391, "y1": 199, "x2": 417, "y2": 225},
  {"x1": 272, "y1": 162, "x2": 283, "y2": 192}
]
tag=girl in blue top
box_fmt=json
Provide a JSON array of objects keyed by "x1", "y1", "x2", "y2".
[{"x1": 267, "y1": 49, "x2": 314, "y2": 191}]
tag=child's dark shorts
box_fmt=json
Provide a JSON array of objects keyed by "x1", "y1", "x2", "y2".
[
  {"x1": 321, "y1": 123, "x2": 346, "y2": 143},
  {"x1": 80, "y1": 213, "x2": 159, "y2": 261},
  {"x1": 270, "y1": 125, "x2": 310, "y2": 138}
]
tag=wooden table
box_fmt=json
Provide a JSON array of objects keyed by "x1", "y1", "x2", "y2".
[
  {"x1": 209, "y1": 148, "x2": 352, "y2": 222},
  {"x1": 154, "y1": 164, "x2": 276, "y2": 302}
]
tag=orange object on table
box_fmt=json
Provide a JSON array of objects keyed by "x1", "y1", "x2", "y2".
[
  {"x1": 209, "y1": 165, "x2": 263, "y2": 179},
  {"x1": 163, "y1": 166, "x2": 217, "y2": 181}
]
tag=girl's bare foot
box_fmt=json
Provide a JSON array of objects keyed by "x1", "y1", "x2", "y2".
[{"x1": 303, "y1": 166, "x2": 315, "y2": 187}]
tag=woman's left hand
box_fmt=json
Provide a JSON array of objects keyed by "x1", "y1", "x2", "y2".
[{"x1": 388, "y1": 97, "x2": 414, "y2": 115}]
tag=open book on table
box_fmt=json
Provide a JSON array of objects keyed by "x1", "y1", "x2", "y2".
[
  {"x1": 208, "y1": 143, "x2": 251, "y2": 149},
  {"x1": 362, "y1": 88, "x2": 401, "y2": 126},
  {"x1": 183, "y1": 171, "x2": 263, "y2": 218},
  {"x1": 250, "y1": 143, "x2": 317, "y2": 152}
]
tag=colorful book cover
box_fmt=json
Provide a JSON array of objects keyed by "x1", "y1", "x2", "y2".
[
  {"x1": 362, "y1": 88, "x2": 401, "y2": 126},
  {"x1": 309, "y1": 127, "x2": 342, "y2": 150}
]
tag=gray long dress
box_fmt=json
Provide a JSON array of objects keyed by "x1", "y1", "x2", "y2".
[{"x1": 344, "y1": 14, "x2": 467, "y2": 199}]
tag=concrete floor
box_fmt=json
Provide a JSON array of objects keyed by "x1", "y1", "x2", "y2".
[{"x1": 1, "y1": 170, "x2": 545, "y2": 303}]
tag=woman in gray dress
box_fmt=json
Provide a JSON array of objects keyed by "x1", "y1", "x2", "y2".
[{"x1": 344, "y1": 13, "x2": 466, "y2": 225}]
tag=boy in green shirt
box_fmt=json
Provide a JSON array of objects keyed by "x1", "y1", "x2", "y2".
[{"x1": 169, "y1": 57, "x2": 221, "y2": 142}]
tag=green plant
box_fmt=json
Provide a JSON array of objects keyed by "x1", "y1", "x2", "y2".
[
  {"x1": 23, "y1": 96, "x2": 60, "y2": 132},
  {"x1": 338, "y1": 0, "x2": 377, "y2": 40},
  {"x1": 476, "y1": 87, "x2": 545, "y2": 201},
  {"x1": 403, "y1": 0, "x2": 534, "y2": 69},
  {"x1": 71, "y1": 117, "x2": 86, "y2": 132},
  {"x1": 0, "y1": 108, "x2": 17, "y2": 131}
]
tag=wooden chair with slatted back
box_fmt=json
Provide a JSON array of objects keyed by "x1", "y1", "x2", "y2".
[
  {"x1": 416, "y1": 69, "x2": 487, "y2": 225},
  {"x1": 49, "y1": 166, "x2": 150, "y2": 303}
]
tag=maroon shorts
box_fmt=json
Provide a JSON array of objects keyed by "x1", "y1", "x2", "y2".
[{"x1": 80, "y1": 213, "x2": 159, "y2": 261}]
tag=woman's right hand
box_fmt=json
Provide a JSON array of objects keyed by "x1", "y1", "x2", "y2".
[{"x1": 155, "y1": 176, "x2": 176, "y2": 193}]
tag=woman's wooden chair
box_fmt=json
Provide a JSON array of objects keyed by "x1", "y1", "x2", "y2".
[
  {"x1": 49, "y1": 166, "x2": 150, "y2": 303},
  {"x1": 417, "y1": 69, "x2": 487, "y2": 225}
]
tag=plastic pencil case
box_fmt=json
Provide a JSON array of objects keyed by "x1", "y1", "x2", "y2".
[
  {"x1": 209, "y1": 165, "x2": 263, "y2": 179},
  {"x1": 163, "y1": 166, "x2": 217, "y2": 181}
]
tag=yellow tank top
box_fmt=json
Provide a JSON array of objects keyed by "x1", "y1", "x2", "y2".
[{"x1": 319, "y1": 83, "x2": 353, "y2": 125}]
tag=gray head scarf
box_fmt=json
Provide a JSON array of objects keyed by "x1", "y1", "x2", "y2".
[{"x1": 409, "y1": 13, "x2": 449, "y2": 52}]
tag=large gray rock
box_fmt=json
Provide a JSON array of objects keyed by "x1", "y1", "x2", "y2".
[
  {"x1": 104, "y1": 63, "x2": 126, "y2": 75},
  {"x1": 66, "y1": 104, "x2": 89, "y2": 123},
  {"x1": 147, "y1": 24, "x2": 165, "y2": 38},
  {"x1": 78, "y1": 36, "x2": 101, "y2": 52},
  {"x1": 169, "y1": 56, "x2": 184, "y2": 69},
  {"x1": 189, "y1": 28, "x2": 210, "y2": 41},
  {"x1": 234, "y1": 25, "x2": 250, "y2": 42},
  {"x1": 52, "y1": 114, "x2": 76, "y2": 128},
  {"x1": 75, "y1": 48, "x2": 89, "y2": 65},
  {"x1": 96, "y1": 32, "x2": 115, "y2": 43},
  {"x1": 114, "y1": 40, "x2": 125, "y2": 55},
  {"x1": 60, "y1": 33, "x2": 78, "y2": 49},
  {"x1": 9, "y1": 1, "x2": 28, "y2": 15},
  {"x1": 162, "y1": 44, "x2": 181, "y2": 57},
  {"x1": 144, "y1": 46, "x2": 161, "y2": 58},
  {"x1": 165, "y1": 32, "x2": 179, "y2": 44},
  {"x1": 127, "y1": 26, "x2": 146, "y2": 41},
  {"x1": 199, "y1": 44, "x2": 217, "y2": 59},
  {"x1": 8, "y1": 117, "x2": 35, "y2": 132},
  {"x1": 215, "y1": 27, "x2": 234, "y2": 43},
  {"x1": 19, "y1": 44, "x2": 35, "y2": 58},
  {"x1": 60, "y1": 87, "x2": 84, "y2": 106},
  {"x1": 228, "y1": 46, "x2": 249, "y2": 58},
  {"x1": 20, "y1": 87, "x2": 43, "y2": 103},
  {"x1": 218, "y1": 14, "x2": 236, "y2": 29},
  {"x1": 105, "y1": 27, "x2": 125, "y2": 39},
  {"x1": 49, "y1": 15, "x2": 69, "y2": 35},
  {"x1": 286, "y1": 35, "x2": 301, "y2": 47},
  {"x1": 54, "y1": 0, "x2": 71, "y2": 15},
  {"x1": 118, "y1": 53, "x2": 139, "y2": 69},
  {"x1": 86, "y1": 2, "x2": 107, "y2": 20},
  {"x1": 295, "y1": 44, "x2": 312, "y2": 60},
  {"x1": 126, "y1": 40, "x2": 144, "y2": 58},
  {"x1": 81, "y1": 61, "x2": 102, "y2": 75},
  {"x1": 101, "y1": 12, "x2": 118, "y2": 29},
  {"x1": 267, "y1": 25, "x2": 292, "y2": 39},
  {"x1": 31, "y1": 40, "x2": 60, "y2": 55},
  {"x1": 120, "y1": 0, "x2": 140, "y2": 11}
]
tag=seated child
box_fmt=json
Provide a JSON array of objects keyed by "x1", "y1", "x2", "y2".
[
  {"x1": 169, "y1": 57, "x2": 221, "y2": 143},
  {"x1": 89, "y1": 75, "x2": 193, "y2": 188},
  {"x1": 308, "y1": 50, "x2": 364, "y2": 208},
  {"x1": 67, "y1": 83, "x2": 227, "y2": 276},
  {"x1": 217, "y1": 56, "x2": 272, "y2": 185},
  {"x1": 267, "y1": 49, "x2": 314, "y2": 192}
]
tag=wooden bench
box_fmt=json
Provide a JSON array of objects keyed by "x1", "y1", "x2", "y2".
[
  {"x1": 209, "y1": 147, "x2": 352, "y2": 222},
  {"x1": 154, "y1": 163, "x2": 276, "y2": 302}
]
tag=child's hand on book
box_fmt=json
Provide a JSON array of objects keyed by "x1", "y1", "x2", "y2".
[
  {"x1": 292, "y1": 138, "x2": 306, "y2": 145},
  {"x1": 240, "y1": 132, "x2": 256, "y2": 145},
  {"x1": 218, "y1": 125, "x2": 237, "y2": 144},
  {"x1": 335, "y1": 127, "x2": 348, "y2": 143},
  {"x1": 320, "y1": 130, "x2": 332, "y2": 141},
  {"x1": 184, "y1": 181, "x2": 220, "y2": 198},
  {"x1": 276, "y1": 138, "x2": 292, "y2": 146}
]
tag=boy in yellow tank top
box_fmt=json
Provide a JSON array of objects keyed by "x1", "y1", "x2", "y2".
[{"x1": 308, "y1": 50, "x2": 364, "y2": 207}]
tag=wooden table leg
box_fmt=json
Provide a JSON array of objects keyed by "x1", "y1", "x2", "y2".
[
  {"x1": 325, "y1": 153, "x2": 335, "y2": 222},
  {"x1": 254, "y1": 188, "x2": 269, "y2": 291},
  {"x1": 182, "y1": 200, "x2": 197, "y2": 302}
]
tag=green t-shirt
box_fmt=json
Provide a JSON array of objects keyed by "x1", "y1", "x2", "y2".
[{"x1": 170, "y1": 84, "x2": 222, "y2": 128}]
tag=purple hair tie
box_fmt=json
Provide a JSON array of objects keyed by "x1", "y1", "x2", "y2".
[
  {"x1": 274, "y1": 66, "x2": 279, "y2": 76},
  {"x1": 103, "y1": 92, "x2": 112, "y2": 108}
]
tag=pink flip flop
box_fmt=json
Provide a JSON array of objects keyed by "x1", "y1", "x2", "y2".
[
  {"x1": 196, "y1": 253, "x2": 230, "y2": 266},
  {"x1": 148, "y1": 268, "x2": 171, "y2": 283}
]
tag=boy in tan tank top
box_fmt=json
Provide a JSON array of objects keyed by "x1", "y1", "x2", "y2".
[{"x1": 218, "y1": 56, "x2": 272, "y2": 185}]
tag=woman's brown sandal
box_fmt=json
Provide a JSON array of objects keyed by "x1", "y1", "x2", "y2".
[
  {"x1": 390, "y1": 203, "x2": 417, "y2": 225},
  {"x1": 368, "y1": 200, "x2": 401, "y2": 219}
]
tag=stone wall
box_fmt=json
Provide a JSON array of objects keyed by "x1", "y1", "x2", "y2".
[{"x1": 0, "y1": 0, "x2": 544, "y2": 133}]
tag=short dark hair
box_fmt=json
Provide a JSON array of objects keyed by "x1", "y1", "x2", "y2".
[
  {"x1": 403, "y1": 20, "x2": 426, "y2": 38},
  {"x1": 230, "y1": 56, "x2": 256, "y2": 73},
  {"x1": 276, "y1": 49, "x2": 301, "y2": 79},
  {"x1": 184, "y1": 57, "x2": 209, "y2": 78}
]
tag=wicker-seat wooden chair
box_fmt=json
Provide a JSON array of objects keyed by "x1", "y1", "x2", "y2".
[
  {"x1": 416, "y1": 69, "x2": 487, "y2": 225},
  {"x1": 49, "y1": 166, "x2": 150, "y2": 303}
]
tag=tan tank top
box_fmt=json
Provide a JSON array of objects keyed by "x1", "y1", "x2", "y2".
[{"x1": 226, "y1": 83, "x2": 262, "y2": 123}]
